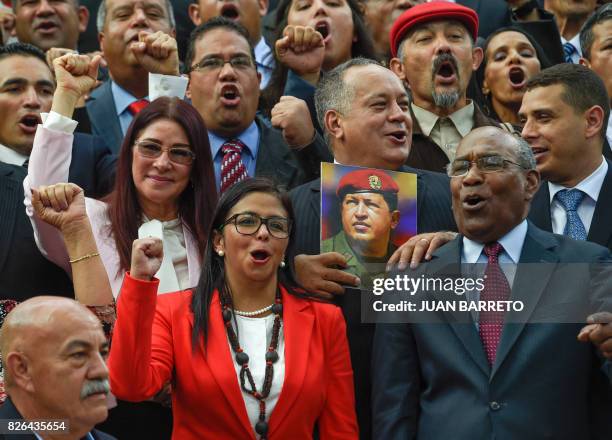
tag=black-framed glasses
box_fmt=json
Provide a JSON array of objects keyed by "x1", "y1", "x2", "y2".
[
  {"x1": 220, "y1": 213, "x2": 292, "y2": 239},
  {"x1": 190, "y1": 55, "x2": 254, "y2": 73},
  {"x1": 134, "y1": 140, "x2": 196, "y2": 165},
  {"x1": 447, "y1": 155, "x2": 527, "y2": 177}
]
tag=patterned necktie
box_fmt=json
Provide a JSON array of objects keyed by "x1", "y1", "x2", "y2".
[
  {"x1": 563, "y1": 42, "x2": 577, "y2": 63},
  {"x1": 220, "y1": 139, "x2": 249, "y2": 193},
  {"x1": 128, "y1": 99, "x2": 149, "y2": 115},
  {"x1": 556, "y1": 189, "x2": 587, "y2": 240},
  {"x1": 479, "y1": 242, "x2": 510, "y2": 366}
]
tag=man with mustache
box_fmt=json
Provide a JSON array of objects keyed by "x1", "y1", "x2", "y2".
[
  {"x1": 0, "y1": 296, "x2": 115, "y2": 440},
  {"x1": 11, "y1": 0, "x2": 89, "y2": 52},
  {"x1": 389, "y1": 2, "x2": 502, "y2": 173},
  {"x1": 322, "y1": 169, "x2": 401, "y2": 289}
]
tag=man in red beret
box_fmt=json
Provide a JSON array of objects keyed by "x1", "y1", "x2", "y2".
[
  {"x1": 322, "y1": 168, "x2": 401, "y2": 286},
  {"x1": 389, "y1": 1, "x2": 502, "y2": 174}
]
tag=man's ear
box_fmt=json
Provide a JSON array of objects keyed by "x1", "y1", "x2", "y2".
[
  {"x1": 188, "y1": 3, "x2": 202, "y2": 26},
  {"x1": 584, "y1": 105, "x2": 605, "y2": 140},
  {"x1": 77, "y1": 6, "x2": 90, "y2": 33},
  {"x1": 390, "y1": 210, "x2": 401, "y2": 229},
  {"x1": 389, "y1": 57, "x2": 406, "y2": 82},
  {"x1": 259, "y1": 0, "x2": 269, "y2": 17},
  {"x1": 524, "y1": 169, "x2": 541, "y2": 202},
  {"x1": 472, "y1": 46, "x2": 484, "y2": 71},
  {"x1": 5, "y1": 352, "x2": 35, "y2": 393},
  {"x1": 185, "y1": 76, "x2": 192, "y2": 99},
  {"x1": 325, "y1": 109, "x2": 344, "y2": 142},
  {"x1": 579, "y1": 57, "x2": 591, "y2": 68},
  {"x1": 98, "y1": 31, "x2": 105, "y2": 52}
]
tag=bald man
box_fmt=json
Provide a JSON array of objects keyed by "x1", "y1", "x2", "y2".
[{"x1": 0, "y1": 297, "x2": 115, "y2": 440}]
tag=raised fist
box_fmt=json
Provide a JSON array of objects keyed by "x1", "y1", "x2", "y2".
[
  {"x1": 131, "y1": 31, "x2": 180, "y2": 76},
  {"x1": 32, "y1": 183, "x2": 87, "y2": 233},
  {"x1": 130, "y1": 237, "x2": 164, "y2": 281},
  {"x1": 275, "y1": 25, "x2": 325, "y2": 84},
  {"x1": 271, "y1": 96, "x2": 315, "y2": 148},
  {"x1": 53, "y1": 53, "x2": 102, "y2": 101}
]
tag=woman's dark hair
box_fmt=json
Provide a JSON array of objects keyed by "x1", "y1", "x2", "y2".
[
  {"x1": 260, "y1": 0, "x2": 378, "y2": 115},
  {"x1": 105, "y1": 97, "x2": 218, "y2": 273},
  {"x1": 191, "y1": 178, "x2": 302, "y2": 349},
  {"x1": 473, "y1": 27, "x2": 553, "y2": 121}
]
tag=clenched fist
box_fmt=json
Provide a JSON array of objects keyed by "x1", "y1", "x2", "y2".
[
  {"x1": 32, "y1": 183, "x2": 88, "y2": 233},
  {"x1": 130, "y1": 237, "x2": 164, "y2": 281},
  {"x1": 271, "y1": 96, "x2": 315, "y2": 148},
  {"x1": 275, "y1": 25, "x2": 325, "y2": 85},
  {"x1": 131, "y1": 31, "x2": 180, "y2": 76}
]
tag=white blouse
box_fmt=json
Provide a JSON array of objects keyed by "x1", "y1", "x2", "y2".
[{"x1": 229, "y1": 314, "x2": 285, "y2": 439}]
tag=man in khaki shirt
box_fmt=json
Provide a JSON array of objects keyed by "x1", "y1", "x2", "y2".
[{"x1": 389, "y1": 2, "x2": 500, "y2": 173}]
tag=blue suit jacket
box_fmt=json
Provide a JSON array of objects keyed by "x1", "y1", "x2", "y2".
[
  {"x1": 71, "y1": 132, "x2": 117, "y2": 199},
  {"x1": 372, "y1": 222, "x2": 612, "y2": 439},
  {"x1": 86, "y1": 81, "x2": 124, "y2": 154}
]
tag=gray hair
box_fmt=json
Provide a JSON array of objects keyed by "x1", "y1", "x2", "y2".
[
  {"x1": 513, "y1": 135, "x2": 536, "y2": 170},
  {"x1": 314, "y1": 57, "x2": 381, "y2": 146},
  {"x1": 580, "y1": 3, "x2": 612, "y2": 60},
  {"x1": 96, "y1": 0, "x2": 176, "y2": 33}
]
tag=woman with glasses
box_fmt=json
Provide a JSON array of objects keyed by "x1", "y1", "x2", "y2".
[
  {"x1": 24, "y1": 52, "x2": 217, "y2": 299},
  {"x1": 108, "y1": 178, "x2": 359, "y2": 439}
]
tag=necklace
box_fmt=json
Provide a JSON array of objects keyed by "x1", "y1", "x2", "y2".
[
  {"x1": 221, "y1": 285, "x2": 282, "y2": 439},
  {"x1": 234, "y1": 304, "x2": 274, "y2": 317}
]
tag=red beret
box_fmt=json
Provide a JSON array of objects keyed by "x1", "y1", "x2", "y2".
[
  {"x1": 389, "y1": 1, "x2": 479, "y2": 57},
  {"x1": 337, "y1": 169, "x2": 399, "y2": 198}
]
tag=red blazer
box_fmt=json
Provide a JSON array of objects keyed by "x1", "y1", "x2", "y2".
[{"x1": 109, "y1": 274, "x2": 358, "y2": 439}]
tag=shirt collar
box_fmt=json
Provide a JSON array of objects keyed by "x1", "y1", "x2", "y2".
[
  {"x1": 111, "y1": 80, "x2": 148, "y2": 116},
  {"x1": 254, "y1": 37, "x2": 274, "y2": 69},
  {"x1": 209, "y1": 120, "x2": 259, "y2": 160},
  {"x1": 411, "y1": 101, "x2": 474, "y2": 137},
  {"x1": 0, "y1": 143, "x2": 28, "y2": 166},
  {"x1": 462, "y1": 219, "x2": 528, "y2": 264},
  {"x1": 548, "y1": 156, "x2": 608, "y2": 204},
  {"x1": 561, "y1": 33, "x2": 582, "y2": 55}
]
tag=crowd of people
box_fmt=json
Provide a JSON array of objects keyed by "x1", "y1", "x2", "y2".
[{"x1": 0, "y1": 0, "x2": 611, "y2": 439}]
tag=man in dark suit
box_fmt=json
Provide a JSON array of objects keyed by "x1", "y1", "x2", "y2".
[
  {"x1": 184, "y1": 18, "x2": 312, "y2": 191},
  {"x1": 372, "y1": 126, "x2": 612, "y2": 439},
  {"x1": 0, "y1": 297, "x2": 116, "y2": 440},
  {"x1": 520, "y1": 63, "x2": 612, "y2": 250},
  {"x1": 289, "y1": 58, "x2": 456, "y2": 439},
  {"x1": 87, "y1": 0, "x2": 177, "y2": 152}
]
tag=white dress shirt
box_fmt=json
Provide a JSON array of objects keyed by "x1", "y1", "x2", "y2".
[
  {"x1": 561, "y1": 33, "x2": 582, "y2": 64},
  {"x1": 0, "y1": 143, "x2": 28, "y2": 166},
  {"x1": 548, "y1": 157, "x2": 607, "y2": 236}
]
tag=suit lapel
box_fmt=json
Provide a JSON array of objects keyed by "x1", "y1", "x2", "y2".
[
  {"x1": 529, "y1": 183, "x2": 553, "y2": 232},
  {"x1": 309, "y1": 179, "x2": 321, "y2": 219},
  {"x1": 254, "y1": 120, "x2": 297, "y2": 185},
  {"x1": 491, "y1": 224, "x2": 559, "y2": 378},
  {"x1": 430, "y1": 238, "x2": 491, "y2": 376},
  {"x1": 0, "y1": 165, "x2": 21, "y2": 274},
  {"x1": 269, "y1": 288, "x2": 314, "y2": 429},
  {"x1": 86, "y1": 81, "x2": 123, "y2": 153},
  {"x1": 587, "y1": 159, "x2": 612, "y2": 248},
  {"x1": 199, "y1": 292, "x2": 255, "y2": 439}
]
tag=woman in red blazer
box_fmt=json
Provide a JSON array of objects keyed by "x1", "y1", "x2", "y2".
[{"x1": 109, "y1": 178, "x2": 358, "y2": 439}]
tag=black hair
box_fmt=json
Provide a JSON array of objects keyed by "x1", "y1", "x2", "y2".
[
  {"x1": 0, "y1": 42, "x2": 49, "y2": 68},
  {"x1": 184, "y1": 17, "x2": 256, "y2": 73},
  {"x1": 526, "y1": 63, "x2": 610, "y2": 141},
  {"x1": 190, "y1": 178, "x2": 304, "y2": 349},
  {"x1": 580, "y1": 3, "x2": 612, "y2": 60}
]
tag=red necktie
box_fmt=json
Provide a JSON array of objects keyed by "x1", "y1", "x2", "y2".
[
  {"x1": 220, "y1": 139, "x2": 249, "y2": 193},
  {"x1": 479, "y1": 242, "x2": 510, "y2": 366},
  {"x1": 127, "y1": 99, "x2": 149, "y2": 115}
]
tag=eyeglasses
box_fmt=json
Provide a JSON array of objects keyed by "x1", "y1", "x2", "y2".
[
  {"x1": 134, "y1": 140, "x2": 196, "y2": 165},
  {"x1": 220, "y1": 213, "x2": 292, "y2": 239},
  {"x1": 447, "y1": 155, "x2": 527, "y2": 177},
  {"x1": 190, "y1": 55, "x2": 254, "y2": 73}
]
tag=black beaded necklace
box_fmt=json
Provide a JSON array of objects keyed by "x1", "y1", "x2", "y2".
[{"x1": 220, "y1": 285, "x2": 283, "y2": 439}]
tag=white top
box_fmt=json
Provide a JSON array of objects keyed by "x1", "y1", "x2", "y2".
[
  {"x1": 548, "y1": 157, "x2": 608, "y2": 236},
  {"x1": 161, "y1": 217, "x2": 189, "y2": 290},
  {"x1": 230, "y1": 314, "x2": 285, "y2": 439}
]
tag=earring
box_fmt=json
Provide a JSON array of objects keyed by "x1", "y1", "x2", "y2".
[
  {"x1": 217, "y1": 250, "x2": 225, "y2": 257},
  {"x1": 280, "y1": 260, "x2": 286, "y2": 268}
]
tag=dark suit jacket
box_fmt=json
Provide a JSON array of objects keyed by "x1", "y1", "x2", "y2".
[
  {"x1": 407, "y1": 103, "x2": 499, "y2": 174},
  {"x1": 86, "y1": 81, "x2": 124, "y2": 154},
  {"x1": 252, "y1": 117, "x2": 309, "y2": 190},
  {"x1": 70, "y1": 132, "x2": 117, "y2": 199},
  {"x1": 372, "y1": 222, "x2": 612, "y2": 439},
  {"x1": 289, "y1": 166, "x2": 456, "y2": 439},
  {"x1": 604, "y1": 139, "x2": 612, "y2": 161},
  {"x1": 528, "y1": 158, "x2": 612, "y2": 251},
  {"x1": 0, "y1": 397, "x2": 116, "y2": 440}
]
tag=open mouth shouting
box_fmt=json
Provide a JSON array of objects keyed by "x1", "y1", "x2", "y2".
[
  {"x1": 18, "y1": 113, "x2": 42, "y2": 135},
  {"x1": 462, "y1": 193, "x2": 488, "y2": 211},
  {"x1": 220, "y1": 3, "x2": 240, "y2": 20},
  {"x1": 35, "y1": 20, "x2": 60, "y2": 35},
  {"x1": 432, "y1": 54, "x2": 459, "y2": 86},
  {"x1": 508, "y1": 67, "x2": 527, "y2": 90},
  {"x1": 250, "y1": 249, "x2": 271, "y2": 264},
  {"x1": 314, "y1": 20, "x2": 331, "y2": 44},
  {"x1": 385, "y1": 129, "x2": 408, "y2": 145},
  {"x1": 219, "y1": 84, "x2": 241, "y2": 107}
]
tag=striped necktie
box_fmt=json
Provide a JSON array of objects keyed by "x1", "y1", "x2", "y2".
[
  {"x1": 563, "y1": 42, "x2": 577, "y2": 63},
  {"x1": 220, "y1": 139, "x2": 249, "y2": 193}
]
